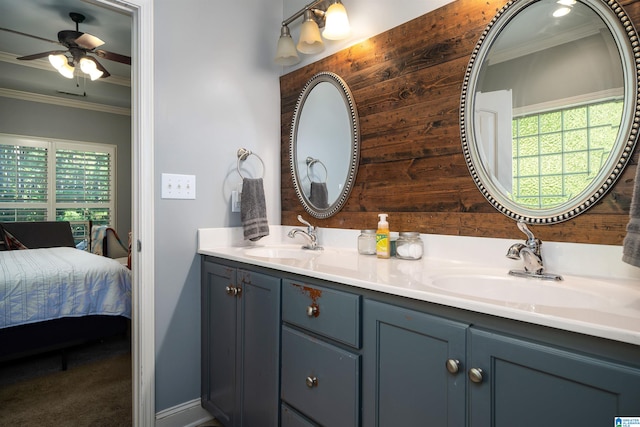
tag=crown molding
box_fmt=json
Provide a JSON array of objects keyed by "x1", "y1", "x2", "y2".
[
  {"x1": 0, "y1": 51, "x2": 131, "y2": 87},
  {"x1": 0, "y1": 87, "x2": 131, "y2": 116}
]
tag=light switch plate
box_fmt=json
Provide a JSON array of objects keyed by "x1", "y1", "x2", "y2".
[
  {"x1": 161, "y1": 173, "x2": 196, "y2": 199},
  {"x1": 231, "y1": 190, "x2": 241, "y2": 212}
]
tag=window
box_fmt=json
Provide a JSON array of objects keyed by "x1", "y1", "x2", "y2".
[
  {"x1": 511, "y1": 100, "x2": 622, "y2": 209},
  {"x1": 0, "y1": 134, "x2": 116, "y2": 232}
]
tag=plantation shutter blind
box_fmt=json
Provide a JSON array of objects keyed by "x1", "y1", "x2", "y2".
[
  {"x1": 0, "y1": 143, "x2": 49, "y2": 221},
  {"x1": 56, "y1": 149, "x2": 111, "y2": 203}
]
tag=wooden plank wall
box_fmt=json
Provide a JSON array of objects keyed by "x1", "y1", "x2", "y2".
[{"x1": 280, "y1": 0, "x2": 640, "y2": 245}]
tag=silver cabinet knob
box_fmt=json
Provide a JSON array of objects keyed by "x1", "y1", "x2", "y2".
[
  {"x1": 306, "y1": 376, "x2": 318, "y2": 388},
  {"x1": 306, "y1": 305, "x2": 319, "y2": 317},
  {"x1": 446, "y1": 359, "x2": 461, "y2": 374},
  {"x1": 468, "y1": 367, "x2": 484, "y2": 383},
  {"x1": 225, "y1": 286, "x2": 241, "y2": 296}
]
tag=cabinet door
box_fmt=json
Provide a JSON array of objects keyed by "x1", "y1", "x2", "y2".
[
  {"x1": 201, "y1": 260, "x2": 239, "y2": 427},
  {"x1": 469, "y1": 328, "x2": 640, "y2": 427},
  {"x1": 363, "y1": 299, "x2": 468, "y2": 427},
  {"x1": 238, "y1": 269, "x2": 281, "y2": 427}
]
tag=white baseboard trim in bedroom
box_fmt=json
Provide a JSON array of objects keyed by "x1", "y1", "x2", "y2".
[{"x1": 155, "y1": 398, "x2": 214, "y2": 427}]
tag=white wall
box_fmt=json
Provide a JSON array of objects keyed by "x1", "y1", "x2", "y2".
[{"x1": 153, "y1": 0, "x2": 455, "y2": 412}]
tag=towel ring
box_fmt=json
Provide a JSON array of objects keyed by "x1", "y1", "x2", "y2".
[
  {"x1": 237, "y1": 148, "x2": 265, "y2": 180},
  {"x1": 306, "y1": 157, "x2": 328, "y2": 183}
]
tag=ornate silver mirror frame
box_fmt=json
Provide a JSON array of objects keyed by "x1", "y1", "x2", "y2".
[
  {"x1": 460, "y1": 0, "x2": 640, "y2": 224},
  {"x1": 290, "y1": 71, "x2": 360, "y2": 219}
]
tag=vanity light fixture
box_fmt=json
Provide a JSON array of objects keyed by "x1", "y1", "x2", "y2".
[
  {"x1": 274, "y1": 0, "x2": 351, "y2": 66},
  {"x1": 48, "y1": 53, "x2": 104, "y2": 80}
]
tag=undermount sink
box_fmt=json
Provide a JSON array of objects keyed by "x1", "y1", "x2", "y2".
[
  {"x1": 243, "y1": 246, "x2": 321, "y2": 260},
  {"x1": 430, "y1": 273, "x2": 605, "y2": 308}
]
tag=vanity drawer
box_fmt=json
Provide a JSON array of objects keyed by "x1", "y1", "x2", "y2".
[
  {"x1": 282, "y1": 279, "x2": 361, "y2": 348},
  {"x1": 281, "y1": 403, "x2": 318, "y2": 427},
  {"x1": 281, "y1": 326, "x2": 360, "y2": 427}
]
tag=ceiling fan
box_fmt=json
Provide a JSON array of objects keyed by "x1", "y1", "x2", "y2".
[{"x1": 1, "y1": 12, "x2": 131, "y2": 80}]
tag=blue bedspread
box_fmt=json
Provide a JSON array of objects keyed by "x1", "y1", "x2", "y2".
[{"x1": 0, "y1": 247, "x2": 131, "y2": 329}]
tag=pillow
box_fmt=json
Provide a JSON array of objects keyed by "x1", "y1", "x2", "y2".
[{"x1": 4, "y1": 230, "x2": 28, "y2": 250}]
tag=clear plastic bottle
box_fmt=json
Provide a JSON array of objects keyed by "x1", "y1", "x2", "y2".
[
  {"x1": 395, "y1": 232, "x2": 424, "y2": 260},
  {"x1": 376, "y1": 214, "x2": 390, "y2": 259},
  {"x1": 358, "y1": 229, "x2": 377, "y2": 255}
]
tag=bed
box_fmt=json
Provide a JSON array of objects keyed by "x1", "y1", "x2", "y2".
[{"x1": 0, "y1": 221, "x2": 131, "y2": 367}]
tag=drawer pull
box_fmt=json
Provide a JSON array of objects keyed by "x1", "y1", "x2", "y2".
[
  {"x1": 306, "y1": 305, "x2": 319, "y2": 317},
  {"x1": 305, "y1": 376, "x2": 318, "y2": 388},
  {"x1": 225, "y1": 286, "x2": 241, "y2": 296},
  {"x1": 468, "y1": 367, "x2": 484, "y2": 384},
  {"x1": 446, "y1": 359, "x2": 461, "y2": 375}
]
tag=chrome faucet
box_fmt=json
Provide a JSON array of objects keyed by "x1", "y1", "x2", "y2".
[
  {"x1": 288, "y1": 215, "x2": 322, "y2": 250},
  {"x1": 506, "y1": 221, "x2": 562, "y2": 281}
]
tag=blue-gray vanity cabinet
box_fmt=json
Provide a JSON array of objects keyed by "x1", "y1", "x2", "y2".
[
  {"x1": 201, "y1": 257, "x2": 281, "y2": 427},
  {"x1": 280, "y1": 279, "x2": 361, "y2": 427},
  {"x1": 362, "y1": 299, "x2": 469, "y2": 427},
  {"x1": 468, "y1": 328, "x2": 640, "y2": 426}
]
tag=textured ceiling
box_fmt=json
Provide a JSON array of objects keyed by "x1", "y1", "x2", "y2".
[{"x1": 0, "y1": 0, "x2": 132, "y2": 111}]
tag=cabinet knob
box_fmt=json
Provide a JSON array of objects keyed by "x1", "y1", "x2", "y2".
[
  {"x1": 468, "y1": 367, "x2": 484, "y2": 384},
  {"x1": 305, "y1": 376, "x2": 318, "y2": 388},
  {"x1": 306, "y1": 305, "x2": 319, "y2": 317},
  {"x1": 225, "y1": 286, "x2": 240, "y2": 296},
  {"x1": 446, "y1": 359, "x2": 461, "y2": 374}
]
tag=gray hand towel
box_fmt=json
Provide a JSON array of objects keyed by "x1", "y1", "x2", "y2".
[
  {"x1": 623, "y1": 163, "x2": 640, "y2": 268},
  {"x1": 309, "y1": 182, "x2": 329, "y2": 209},
  {"x1": 241, "y1": 178, "x2": 269, "y2": 241}
]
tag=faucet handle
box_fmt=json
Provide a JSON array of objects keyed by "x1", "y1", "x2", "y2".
[
  {"x1": 297, "y1": 215, "x2": 314, "y2": 230},
  {"x1": 516, "y1": 220, "x2": 536, "y2": 243}
]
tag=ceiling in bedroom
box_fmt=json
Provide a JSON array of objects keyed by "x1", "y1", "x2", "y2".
[{"x1": 0, "y1": 0, "x2": 132, "y2": 113}]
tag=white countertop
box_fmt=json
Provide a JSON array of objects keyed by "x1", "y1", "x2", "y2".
[{"x1": 198, "y1": 226, "x2": 640, "y2": 346}]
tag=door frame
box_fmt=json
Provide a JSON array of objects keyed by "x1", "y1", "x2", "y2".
[{"x1": 92, "y1": 0, "x2": 155, "y2": 425}]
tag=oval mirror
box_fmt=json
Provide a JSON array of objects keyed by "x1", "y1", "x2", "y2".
[
  {"x1": 460, "y1": 0, "x2": 640, "y2": 224},
  {"x1": 290, "y1": 71, "x2": 360, "y2": 219}
]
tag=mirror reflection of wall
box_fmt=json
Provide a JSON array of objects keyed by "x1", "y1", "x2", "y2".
[{"x1": 297, "y1": 81, "x2": 351, "y2": 206}]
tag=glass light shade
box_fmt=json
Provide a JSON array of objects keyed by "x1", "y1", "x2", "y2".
[
  {"x1": 58, "y1": 62, "x2": 75, "y2": 79},
  {"x1": 48, "y1": 54, "x2": 67, "y2": 70},
  {"x1": 297, "y1": 12, "x2": 324, "y2": 54},
  {"x1": 553, "y1": 6, "x2": 571, "y2": 16},
  {"x1": 323, "y1": 2, "x2": 351, "y2": 40},
  {"x1": 79, "y1": 57, "x2": 97, "y2": 74},
  {"x1": 274, "y1": 26, "x2": 300, "y2": 66},
  {"x1": 88, "y1": 68, "x2": 104, "y2": 80}
]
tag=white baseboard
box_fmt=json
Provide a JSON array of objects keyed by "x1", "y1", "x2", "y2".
[{"x1": 155, "y1": 398, "x2": 214, "y2": 427}]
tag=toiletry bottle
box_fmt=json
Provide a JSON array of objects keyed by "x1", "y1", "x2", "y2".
[{"x1": 376, "y1": 213, "x2": 390, "y2": 259}]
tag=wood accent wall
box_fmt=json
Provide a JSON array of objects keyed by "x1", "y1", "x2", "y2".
[{"x1": 280, "y1": 0, "x2": 640, "y2": 245}]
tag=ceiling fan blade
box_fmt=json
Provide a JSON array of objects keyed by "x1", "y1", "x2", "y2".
[
  {"x1": 94, "y1": 49, "x2": 131, "y2": 65},
  {"x1": 75, "y1": 33, "x2": 105, "y2": 49},
  {"x1": 0, "y1": 27, "x2": 60, "y2": 45},
  {"x1": 58, "y1": 30, "x2": 84, "y2": 47},
  {"x1": 17, "y1": 50, "x2": 65, "y2": 61}
]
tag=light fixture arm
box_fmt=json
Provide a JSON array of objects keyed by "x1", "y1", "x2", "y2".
[{"x1": 281, "y1": 0, "x2": 328, "y2": 27}]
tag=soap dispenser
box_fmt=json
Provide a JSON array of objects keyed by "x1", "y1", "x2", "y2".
[{"x1": 376, "y1": 213, "x2": 390, "y2": 259}]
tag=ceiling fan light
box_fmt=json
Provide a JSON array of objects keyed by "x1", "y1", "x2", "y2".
[
  {"x1": 297, "y1": 11, "x2": 324, "y2": 54},
  {"x1": 48, "y1": 54, "x2": 67, "y2": 70},
  {"x1": 88, "y1": 68, "x2": 104, "y2": 81},
  {"x1": 323, "y1": 1, "x2": 351, "y2": 40},
  {"x1": 79, "y1": 57, "x2": 97, "y2": 74},
  {"x1": 58, "y1": 62, "x2": 75, "y2": 79}
]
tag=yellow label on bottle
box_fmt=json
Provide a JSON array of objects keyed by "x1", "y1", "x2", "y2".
[{"x1": 376, "y1": 233, "x2": 389, "y2": 257}]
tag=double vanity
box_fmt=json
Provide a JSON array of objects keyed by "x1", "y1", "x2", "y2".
[{"x1": 198, "y1": 226, "x2": 640, "y2": 427}]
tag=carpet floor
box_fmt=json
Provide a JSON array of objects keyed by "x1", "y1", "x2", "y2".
[{"x1": 0, "y1": 338, "x2": 132, "y2": 426}]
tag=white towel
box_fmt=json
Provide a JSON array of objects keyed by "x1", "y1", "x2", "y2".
[{"x1": 241, "y1": 178, "x2": 269, "y2": 241}]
